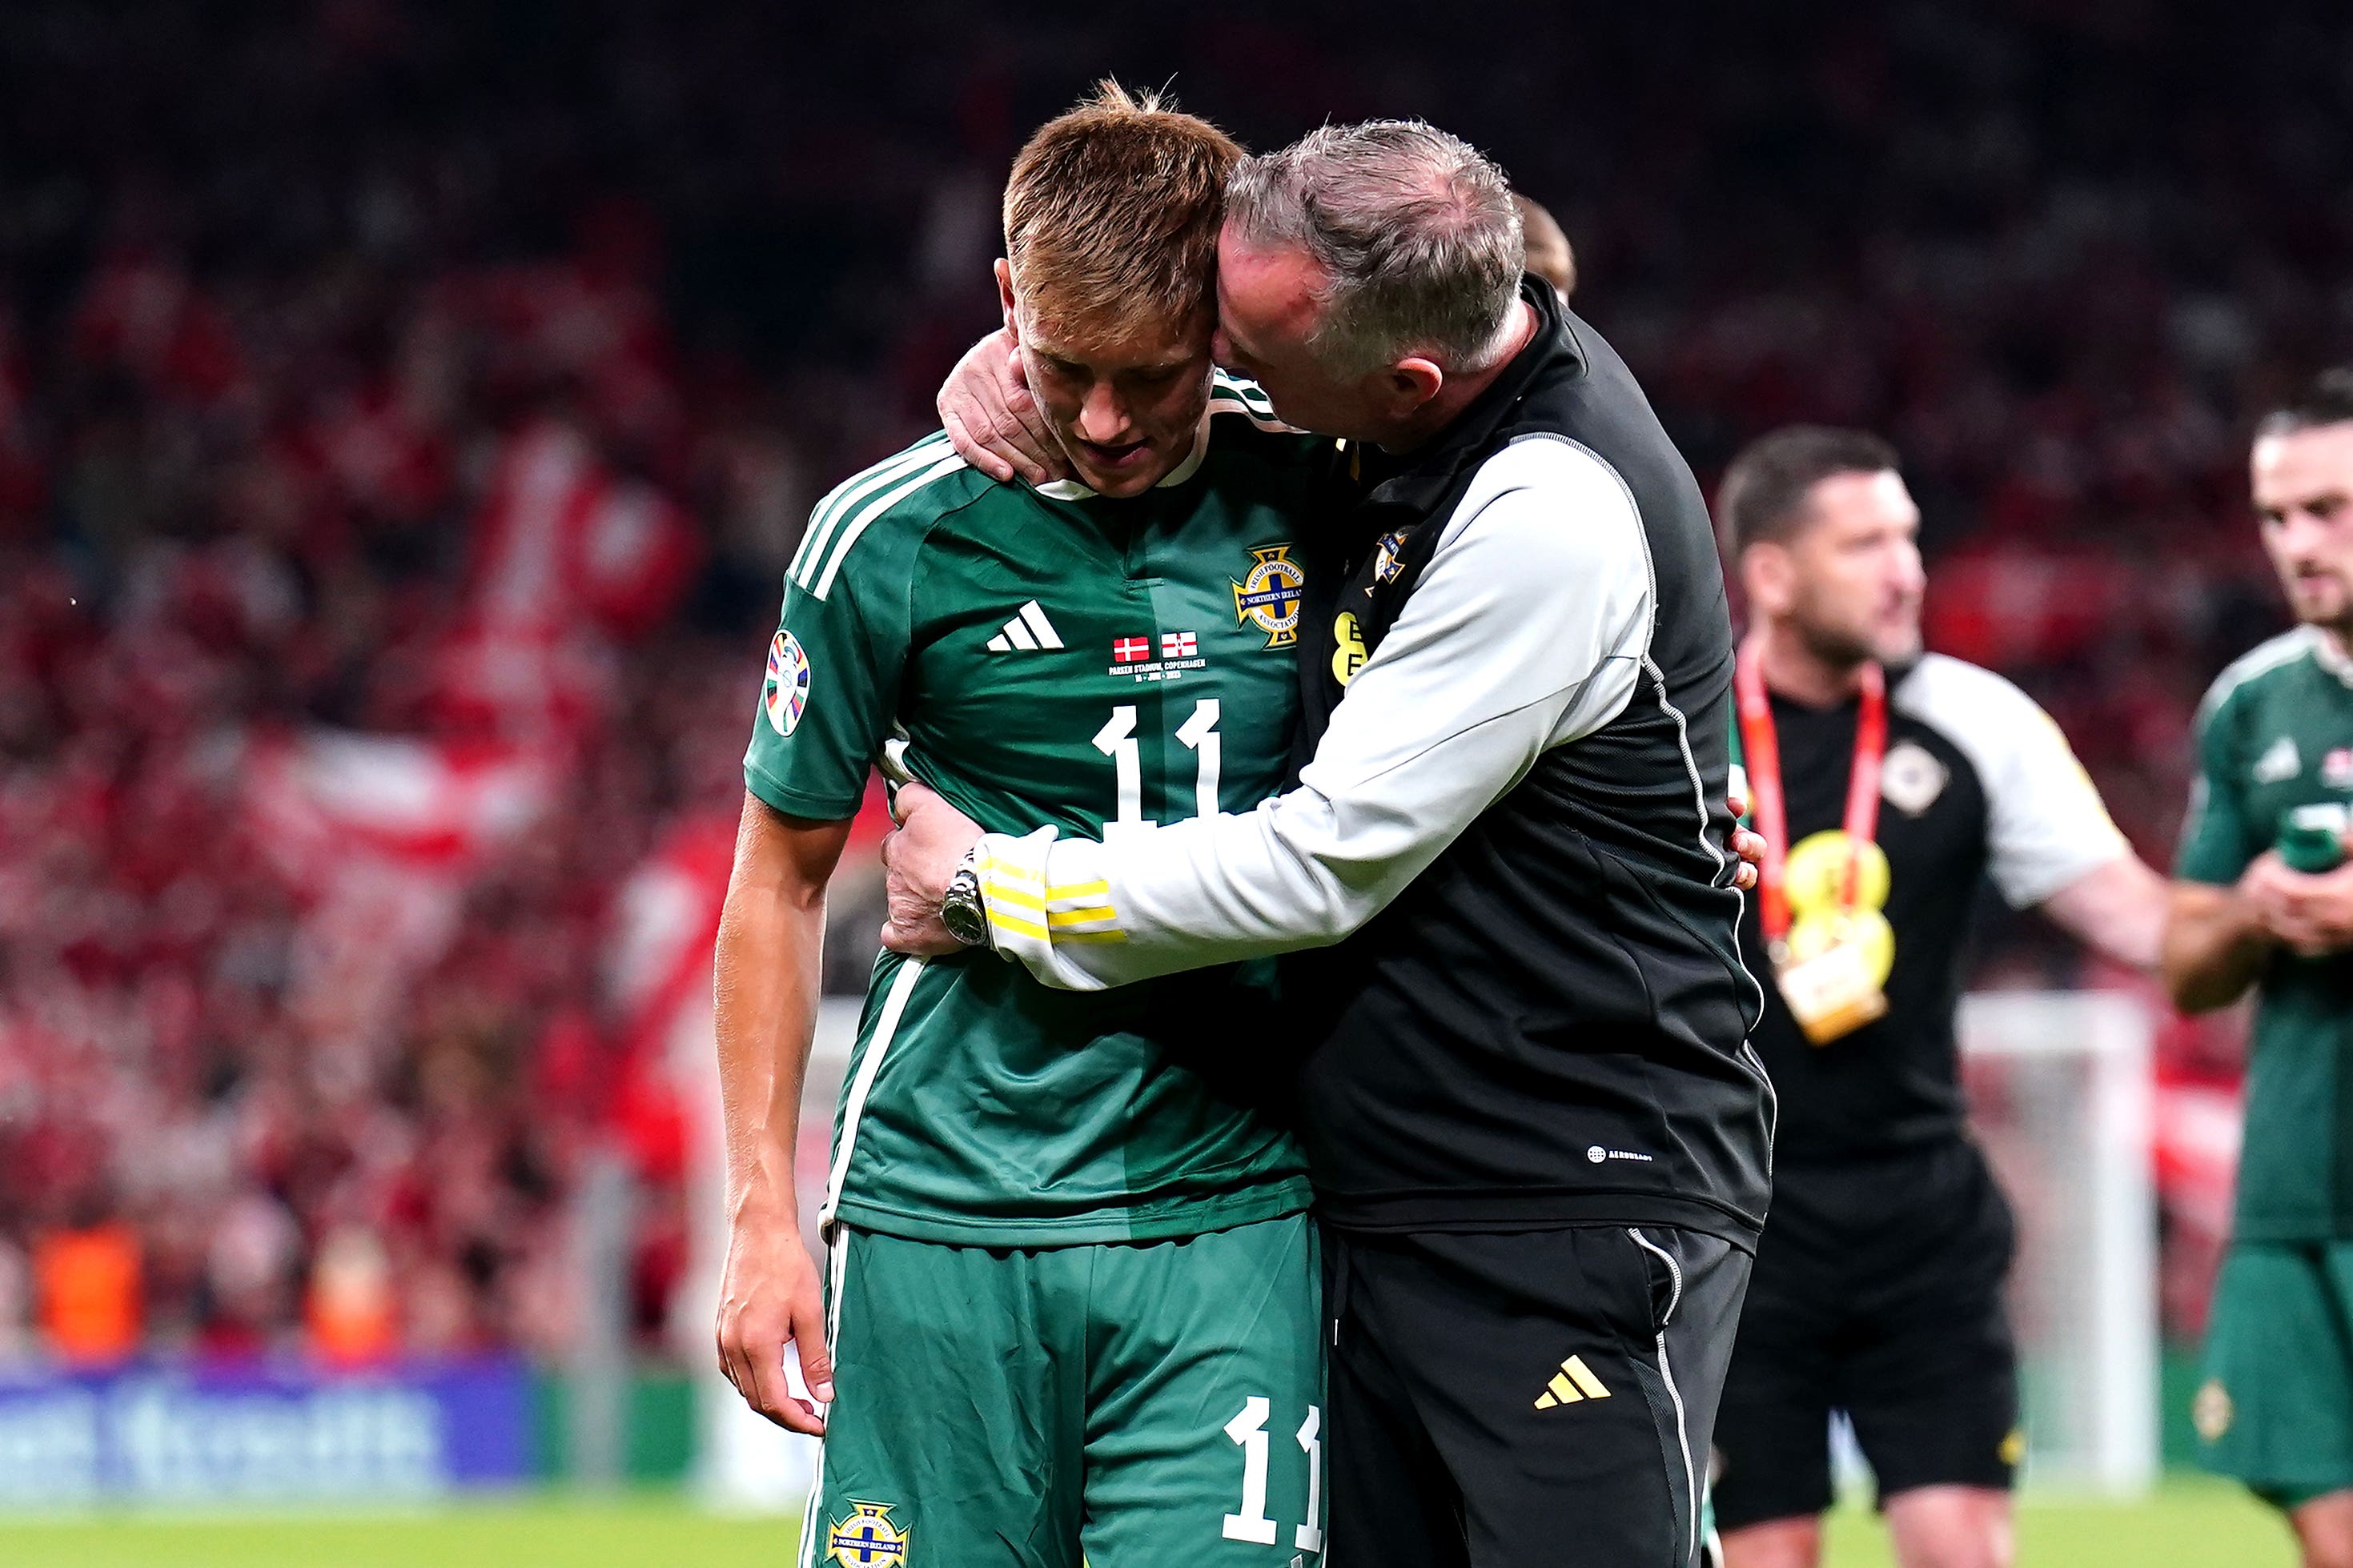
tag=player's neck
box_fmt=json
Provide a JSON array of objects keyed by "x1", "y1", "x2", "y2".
[
  {"x1": 2323, "y1": 620, "x2": 2353, "y2": 667},
  {"x1": 1755, "y1": 621, "x2": 1873, "y2": 709}
]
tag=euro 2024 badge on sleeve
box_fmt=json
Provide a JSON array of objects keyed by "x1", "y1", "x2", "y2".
[{"x1": 764, "y1": 628, "x2": 811, "y2": 737}]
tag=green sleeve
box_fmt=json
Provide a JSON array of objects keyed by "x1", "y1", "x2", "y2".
[
  {"x1": 741, "y1": 560, "x2": 908, "y2": 822},
  {"x1": 2174, "y1": 688, "x2": 2257, "y2": 885}
]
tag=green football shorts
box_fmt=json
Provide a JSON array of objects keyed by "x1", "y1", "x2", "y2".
[
  {"x1": 803, "y1": 1213, "x2": 1325, "y2": 1568},
  {"x1": 2198, "y1": 1240, "x2": 2353, "y2": 1510}
]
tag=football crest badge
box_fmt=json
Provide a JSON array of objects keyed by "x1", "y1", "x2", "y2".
[
  {"x1": 2193, "y1": 1378, "x2": 2233, "y2": 1443},
  {"x1": 764, "y1": 629, "x2": 812, "y2": 736},
  {"x1": 1880, "y1": 740, "x2": 1949, "y2": 816},
  {"x1": 1233, "y1": 544, "x2": 1306, "y2": 648},
  {"x1": 827, "y1": 1501, "x2": 909, "y2": 1567}
]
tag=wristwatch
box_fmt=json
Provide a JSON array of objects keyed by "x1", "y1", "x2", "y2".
[{"x1": 939, "y1": 852, "x2": 992, "y2": 950}]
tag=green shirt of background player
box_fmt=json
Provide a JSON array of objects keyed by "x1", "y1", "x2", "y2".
[
  {"x1": 2164, "y1": 370, "x2": 2353, "y2": 1566},
  {"x1": 711, "y1": 87, "x2": 1335, "y2": 1567}
]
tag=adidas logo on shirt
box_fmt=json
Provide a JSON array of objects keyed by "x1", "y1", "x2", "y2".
[
  {"x1": 986, "y1": 601, "x2": 1065, "y2": 653},
  {"x1": 2254, "y1": 735, "x2": 2302, "y2": 784}
]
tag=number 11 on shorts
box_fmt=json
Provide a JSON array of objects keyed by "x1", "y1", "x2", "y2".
[{"x1": 1222, "y1": 1396, "x2": 1323, "y2": 1552}]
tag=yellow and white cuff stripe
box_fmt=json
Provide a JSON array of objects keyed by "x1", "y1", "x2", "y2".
[{"x1": 974, "y1": 828, "x2": 1125, "y2": 949}]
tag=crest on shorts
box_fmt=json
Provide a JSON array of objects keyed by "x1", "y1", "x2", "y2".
[
  {"x1": 765, "y1": 629, "x2": 812, "y2": 737},
  {"x1": 2192, "y1": 1378, "x2": 2233, "y2": 1443},
  {"x1": 827, "y1": 1501, "x2": 909, "y2": 1567},
  {"x1": 1233, "y1": 545, "x2": 1306, "y2": 648}
]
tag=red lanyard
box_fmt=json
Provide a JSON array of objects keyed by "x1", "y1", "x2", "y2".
[{"x1": 1734, "y1": 638, "x2": 1887, "y2": 953}]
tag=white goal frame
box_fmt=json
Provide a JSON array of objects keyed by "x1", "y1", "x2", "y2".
[{"x1": 1957, "y1": 989, "x2": 2157, "y2": 1497}]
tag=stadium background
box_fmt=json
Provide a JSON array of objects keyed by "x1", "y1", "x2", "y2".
[{"x1": 0, "y1": 0, "x2": 2339, "y2": 1560}]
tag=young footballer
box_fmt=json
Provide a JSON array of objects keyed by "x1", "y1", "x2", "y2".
[{"x1": 712, "y1": 86, "x2": 1333, "y2": 1566}]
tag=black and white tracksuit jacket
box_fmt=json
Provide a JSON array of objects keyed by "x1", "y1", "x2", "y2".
[{"x1": 977, "y1": 277, "x2": 1774, "y2": 1251}]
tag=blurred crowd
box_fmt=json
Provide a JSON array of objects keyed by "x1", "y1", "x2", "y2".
[
  {"x1": 0, "y1": 0, "x2": 2346, "y2": 1360},
  {"x1": 0, "y1": 224, "x2": 764, "y2": 1359}
]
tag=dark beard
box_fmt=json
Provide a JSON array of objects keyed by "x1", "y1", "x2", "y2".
[
  {"x1": 2294, "y1": 588, "x2": 2353, "y2": 644},
  {"x1": 1794, "y1": 619, "x2": 1881, "y2": 676}
]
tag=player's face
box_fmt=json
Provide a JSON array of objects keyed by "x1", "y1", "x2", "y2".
[
  {"x1": 2252, "y1": 424, "x2": 2353, "y2": 634},
  {"x1": 1212, "y1": 230, "x2": 1385, "y2": 441},
  {"x1": 1780, "y1": 469, "x2": 1928, "y2": 668},
  {"x1": 998, "y1": 262, "x2": 1215, "y2": 499}
]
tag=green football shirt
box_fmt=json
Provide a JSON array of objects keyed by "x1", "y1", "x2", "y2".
[
  {"x1": 2178, "y1": 625, "x2": 2353, "y2": 1242},
  {"x1": 745, "y1": 376, "x2": 1329, "y2": 1247}
]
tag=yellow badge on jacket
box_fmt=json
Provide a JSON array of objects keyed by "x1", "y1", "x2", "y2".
[{"x1": 1331, "y1": 612, "x2": 1368, "y2": 686}]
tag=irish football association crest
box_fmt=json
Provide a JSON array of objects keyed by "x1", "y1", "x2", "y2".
[
  {"x1": 1233, "y1": 545, "x2": 1305, "y2": 648},
  {"x1": 827, "y1": 1501, "x2": 909, "y2": 1567}
]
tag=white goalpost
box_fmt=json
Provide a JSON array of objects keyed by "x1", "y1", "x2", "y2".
[{"x1": 1956, "y1": 989, "x2": 2158, "y2": 1497}]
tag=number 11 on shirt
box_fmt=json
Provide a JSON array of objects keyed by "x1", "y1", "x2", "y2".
[
  {"x1": 1094, "y1": 699, "x2": 1222, "y2": 835},
  {"x1": 1223, "y1": 1396, "x2": 1323, "y2": 1552}
]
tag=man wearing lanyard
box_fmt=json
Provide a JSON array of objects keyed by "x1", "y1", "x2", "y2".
[{"x1": 1709, "y1": 427, "x2": 2166, "y2": 1568}]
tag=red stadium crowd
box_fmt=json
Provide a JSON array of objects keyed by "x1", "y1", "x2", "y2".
[
  {"x1": 2, "y1": 0, "x2": 2345, "y2": 1362},
  {"x1": 0, "y1": 223, "x2": 752, "y2": 1361}
]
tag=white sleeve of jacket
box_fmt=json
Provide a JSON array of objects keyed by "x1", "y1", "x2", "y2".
[
  {"x1": 1889, "y1": 653, "x2": 2131, "y2": 909},
  {"x1": 977, "y1": 435, "x2": 1655, "y2": 990}
]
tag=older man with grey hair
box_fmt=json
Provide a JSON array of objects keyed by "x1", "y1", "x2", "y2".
[{"x1": 901, "y1": 118, "x2": 1769, "y2": 1568}]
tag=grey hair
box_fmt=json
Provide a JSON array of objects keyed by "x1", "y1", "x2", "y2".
[{"x1": 1226, "y1": 120, "x2": 1525, "y2": 378}]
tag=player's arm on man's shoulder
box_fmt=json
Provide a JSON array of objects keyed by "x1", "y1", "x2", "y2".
[
  {"x1": 958, "y1": 446, "x2": 1657, "y2": 991},
  {"x1": 713, "y1": 794, "x2": 853, "y2": 1434},
  {"x1": 2162, "y1": 679, "x2": 2275, "y2": 1012}
]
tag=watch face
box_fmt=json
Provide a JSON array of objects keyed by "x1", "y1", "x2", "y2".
[{"x1": 942, "y1": 876, "x2": 988, "y2": 946}]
